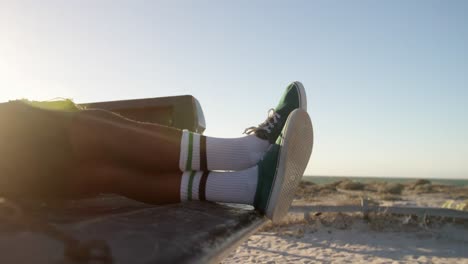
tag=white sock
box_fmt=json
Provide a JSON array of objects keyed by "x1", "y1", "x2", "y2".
[
  {"x1": 179, "y1": 130, "x2": 269, "y2": 171},
  {"x1": 180, "y1": 166, "x2": 258, "y2": 204}
]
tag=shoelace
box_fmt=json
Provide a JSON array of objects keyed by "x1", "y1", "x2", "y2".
[{"x1": 243, "y1": 108, "x2": 281, "y2": 135}]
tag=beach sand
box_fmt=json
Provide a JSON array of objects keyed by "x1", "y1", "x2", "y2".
[{"x1": 222, "y1": 180, "x2": 468, "y2": 264}]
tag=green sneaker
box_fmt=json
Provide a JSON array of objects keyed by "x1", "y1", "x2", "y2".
[
  {"x1": 254, "y1": 109, "x2": 313, "y2": 223},
  {"x1": 244, "y1": 81, "x2": 307, "y2": 143}
]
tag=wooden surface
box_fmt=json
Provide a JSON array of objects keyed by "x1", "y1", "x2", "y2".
[
  {"x1": 81, "y1": 95, "x2": 206, "y2": 133},
  {"x1": 0, "y1": 195, "x2": 266, "y2": 264}
]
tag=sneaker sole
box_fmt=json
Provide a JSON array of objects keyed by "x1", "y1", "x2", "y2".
[
  {"x1": 293, "y1": 81, "x2": 307, "y2": 112},
  {"x1": 265, "y1": 109, "x2": 313, "y2": 223}
]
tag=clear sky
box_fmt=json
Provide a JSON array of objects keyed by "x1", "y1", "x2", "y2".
[{"x1": 1, "y1": 1, "x2": 467, "y2": 179}]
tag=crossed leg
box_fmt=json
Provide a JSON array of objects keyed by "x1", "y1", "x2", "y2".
[
  {"x1": 0, "y1": 81, "x2": 312, "y2": 222},
  {"x1": 0, "y1": 102, "x2": 267, "y2": 201}
]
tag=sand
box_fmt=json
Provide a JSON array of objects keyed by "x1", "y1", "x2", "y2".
[
  {"x1": 222, "y1": 213, "x2": 468, "y2": 264},
  {"x1": 223, "y1": 180, "x2": 468, "y2": 263}
]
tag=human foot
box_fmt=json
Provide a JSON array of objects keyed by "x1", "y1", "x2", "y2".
[
  {"x1": 244, "y1": 81, "x2": 307, "y2": 143},
  {"x1": 253, "y1": 108, "x2": 313, "y2": 223}
]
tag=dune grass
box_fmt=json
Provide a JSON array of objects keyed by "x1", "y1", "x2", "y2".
[{"x1": 16, "y1": 98, "x2": 82, "y2": 111}]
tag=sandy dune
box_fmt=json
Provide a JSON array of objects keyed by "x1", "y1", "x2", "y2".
[
  {"x1": 223, "y1": 213, "x2": 468, "y2": 264},
  {"x1": 223, "y1": 179, "x2": 468, "y2": 263}
]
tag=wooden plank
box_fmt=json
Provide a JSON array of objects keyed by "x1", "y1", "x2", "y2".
[
  {"x1": 0, "y1": 195, "x2": 266, "y2": 264},
  {"x1": 80, "y1": 95, "x2": 206, "y2": 133}
]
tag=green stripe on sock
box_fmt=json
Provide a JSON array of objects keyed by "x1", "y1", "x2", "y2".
[
  {"x1": 187, "y1": 171, "x2": 196, "y2": 201},
  {"x1": 185, "y1": 132, "x2": 194, "y2": 171}
]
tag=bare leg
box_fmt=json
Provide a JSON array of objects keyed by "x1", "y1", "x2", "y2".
[
  {"x1": 69, "y1": 109, "x2": 182, "y2": 173},
  {"x1": 0, "y1": 102, "x2": 267, "y2": 201},
  {"x1": 0, "y1": 102, "x2": 183, "y2": 199},
  {"x1": 68, "y1": 163, "x2": 181, "y2": 204}
]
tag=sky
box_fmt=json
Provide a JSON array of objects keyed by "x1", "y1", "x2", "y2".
[{"x1": 0, "y1": 1, "x2": 467, "y2": 179}]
